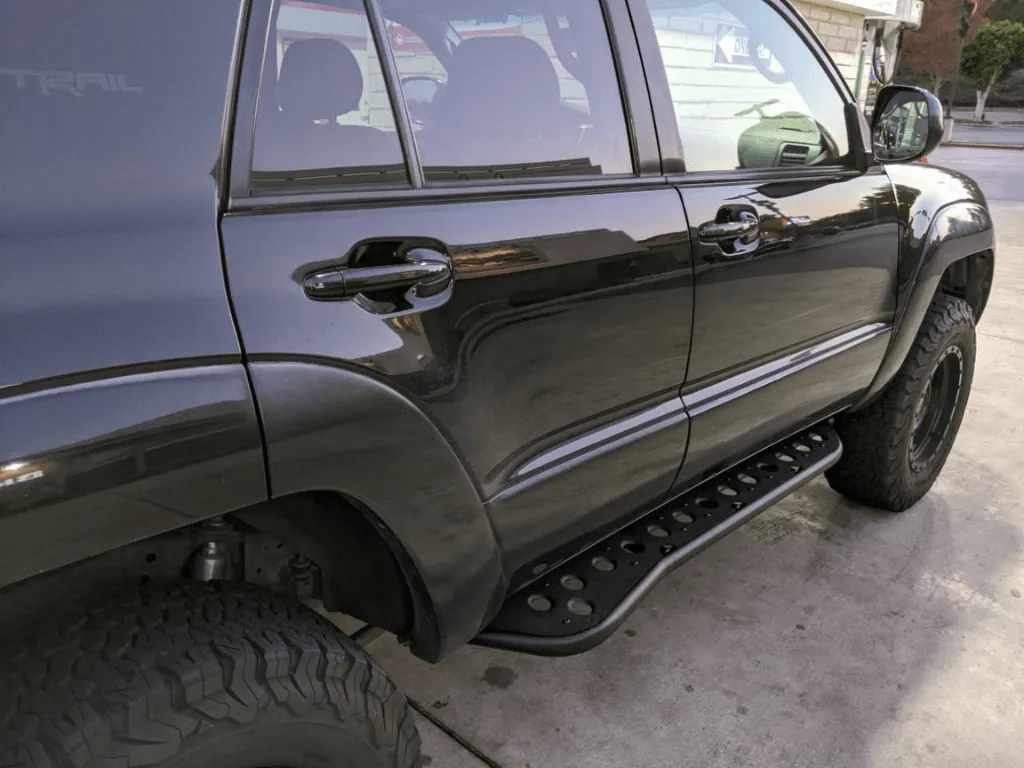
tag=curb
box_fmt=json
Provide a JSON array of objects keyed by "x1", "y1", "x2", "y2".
[{"x1": 942, "y1": 141, "x2": 1024, "y2": 150}]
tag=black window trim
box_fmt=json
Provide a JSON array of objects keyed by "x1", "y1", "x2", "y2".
[
  {"x1": 228, "y1": 0, "x2": 273, "y2": 203},
  {"x1": 623, "y1": 0, "x2": 872, "y2": 179},
  {"x1": 227, "y1": 0, "x2": 661, "y2": 206},
  {"x1": 364, "y1": 0, "x2": 424, "y2": 188},
  {"x1": 217, "y1": 0, "x2": 254, "y2": 213},
  {"x1": 227, "y1": 174, "x2": 676, "y2": 215}
]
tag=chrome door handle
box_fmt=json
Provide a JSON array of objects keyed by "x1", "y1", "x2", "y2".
[
  {"x1": 697, "y1": 213, "x2": 759, "y2": 243},
  {"x1": 303, "y1": 247, "x2": 451, "y2": 301}
]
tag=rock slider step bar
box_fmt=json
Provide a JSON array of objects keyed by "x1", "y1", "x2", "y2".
[{"x1": 474, "y1": 424, "x2": 842, "y2": 656}]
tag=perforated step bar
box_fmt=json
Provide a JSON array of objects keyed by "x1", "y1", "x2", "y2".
[{"x1": 474, "y1": 425, "x2": 842, "y2": 656}]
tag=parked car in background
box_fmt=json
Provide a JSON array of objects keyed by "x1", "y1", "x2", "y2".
[{"x1": 0, "y1": 0, "x2": 994, "y2": 765}]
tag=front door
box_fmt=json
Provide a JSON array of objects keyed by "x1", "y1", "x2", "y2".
[
  {"x1": 222, "y1": 0, "x2": 695, "y2": 584},
  {"x1": 631, "y1": 0, "x2": 900, "y2": 485}
]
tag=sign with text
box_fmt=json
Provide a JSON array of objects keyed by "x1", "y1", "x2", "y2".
[{"x1": 712, "y1": 23, "x2": 771, "y2": 69}]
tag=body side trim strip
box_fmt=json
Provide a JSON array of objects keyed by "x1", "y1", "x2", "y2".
[
  {"x1": 499, "y1": 323, "x2": 888, "y2": 498},
  {"x1": 683, "y1": 323, "x2": 891, "y2": 416},
  {"x1": 496, "y1": 397, "x2": 688, "y2": 500},
  {"x1": 511, "y1": 398, "x2": 683, "y2": 481}
]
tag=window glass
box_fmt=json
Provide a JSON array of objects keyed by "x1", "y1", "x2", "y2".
[
  {"x1": 381, "y1": 0, "x2": 633, "y2": 180},
  {"x1": 640, "y1": 0, "x2": 850, "y2": 172},
  {"x1": 252, "y1": 1, "x2": 407, "y2": 186}
]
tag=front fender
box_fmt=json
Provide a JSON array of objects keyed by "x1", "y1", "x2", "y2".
[
  {"x1": 249, "y1": 361, "x2": 505, "y2": 662},
  {"x1": 858, "y1": 165, "x2": 995, "y2": 405}
]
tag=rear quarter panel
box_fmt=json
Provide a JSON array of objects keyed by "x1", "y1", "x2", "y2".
[{"x1": 0, "y1": 0, "x2": 266, "y2": 588}]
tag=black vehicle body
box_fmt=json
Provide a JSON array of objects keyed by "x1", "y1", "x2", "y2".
[{"x1": 0, "y1": 0, "x2": 994, "y2": 664}]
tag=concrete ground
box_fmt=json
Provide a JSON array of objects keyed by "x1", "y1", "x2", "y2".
[{"x1": 370, "y1": 147, "x2": 1024, "y2": 768}]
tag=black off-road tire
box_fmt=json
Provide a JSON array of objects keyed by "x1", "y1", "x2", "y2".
[
  {"x1": 826, "y1": 293, "x2": 976, "y2": 512},
  {"x1": 0, "y1": 583, "x2": 421, "y2": 768}
]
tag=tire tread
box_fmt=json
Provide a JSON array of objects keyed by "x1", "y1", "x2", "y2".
[
  {"x1": 0, "y1": 583, "x2": 420, "y2": 768},
  {"x1": 826, "y1": 293, "x2": 976, "y2": 511}
]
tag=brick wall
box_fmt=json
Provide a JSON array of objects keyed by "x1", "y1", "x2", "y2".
[{"x1": 791, "y1": 1, "x2": 869, "y2": 102}]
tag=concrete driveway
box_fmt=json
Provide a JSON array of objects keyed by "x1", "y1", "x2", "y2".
[{"x1": 369, "y1": 147, "x2": 1024, "y2": 768}]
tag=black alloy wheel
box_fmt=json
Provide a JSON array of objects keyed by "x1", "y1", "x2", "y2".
[
  {"x1": 826, "y1": 293, "x2": 976, "y2": 512},
  {"x1": 909, "y1": 344, "x2": 965, "y2": 472}
]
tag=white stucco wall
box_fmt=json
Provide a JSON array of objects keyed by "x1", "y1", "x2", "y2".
[{"x1": 791, "y1": 1, "x2": 872, "y2": 104}]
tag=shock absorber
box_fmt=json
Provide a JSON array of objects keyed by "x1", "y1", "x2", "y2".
[{"x1": 191, "y1": 517, "x2": 231, "y2": 581}]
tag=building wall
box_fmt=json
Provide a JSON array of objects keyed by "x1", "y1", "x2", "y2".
[{"x1": 791, "y1": 1, "x2": 871, "y2": 103}]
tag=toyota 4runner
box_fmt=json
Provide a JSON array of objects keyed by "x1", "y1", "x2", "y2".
[{"x1": 0, "y1": 0, "x2": 995, "y2": 765}]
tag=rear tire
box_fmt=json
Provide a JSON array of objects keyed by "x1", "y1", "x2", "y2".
[
  {"x1": 826, "y1": 293, "x2": 976, "y2": 511},
  {"x1": 0, "y1": 583, "x2": 421, "y2": 768}
]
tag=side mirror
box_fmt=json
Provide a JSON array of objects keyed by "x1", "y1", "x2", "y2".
[{"x1": 870, "y1": 85, "x2": 944, "y2": 163}]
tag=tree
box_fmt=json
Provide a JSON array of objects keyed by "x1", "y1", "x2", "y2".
[
  {"x1": 960, "y1": 20, "x2": 1024, "y2": 117},
  {"x1": 900, "y1": 0, "x2": 995, "y2": 96},
  {"x1": 988, "y1": 0, "x2": 1024, "y2": 22}
]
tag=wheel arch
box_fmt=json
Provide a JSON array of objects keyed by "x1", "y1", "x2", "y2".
[
  {"x1": 231, "y1": 490, "x2": 422, "y2": 646},
  {"x1": 248, "y1": 360, "x2": 508, "y2": 662},
  {"x1": 937, "y1": 248, "x2": 994, "y2": 324},
  {"x1": 856, "y1": 199, "x2": 994, "y2": 409},
  {"x1": 0, "y1": 487, "x2": 489, "y2": 665}
]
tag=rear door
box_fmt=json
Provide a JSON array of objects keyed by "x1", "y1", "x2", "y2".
[
  {"x1": 222, "y1": 0, "x2": 695, "y2": 585},
  {"x1": 631, "y1": 0, "x2": 899, "y2": 486}
]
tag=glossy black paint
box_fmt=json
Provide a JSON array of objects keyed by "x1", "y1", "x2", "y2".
[
  {"x1": 0, "y1": 0, "x2": 999, "y2": 669},
  {"x1": 222, "y1": 186, "x2": 695, "y2": 590},
  {"x1": 671, "y1": 169, "x2": 900, "y2": 486},
  {"x1": 0, "y1": 0, "x2": 246, "y2": 389},
  {"x1": 678, "y1": 324, "x2": 891, "y2": 485},
  {"x1": 858, "y1": 163, "x2": 995, "y2": 405},
  {"x1": 0, "y1": 1, "x2": 267, "y2": 595},
  {"x1": 0, "y1": 366, "x2": 266, "y2": 591},
  {"x1": 622, "y1": 0, "x2": 912, "y2": 491},
  {"x1": 602, "y1": 0, "x2": 663, "y2": 176},
  {"x1": 246, "y1": 362, "x2": 504, "y2": 661},
  {"x1": 491, "y1": 392, "x2": 690, "y2": 588}
]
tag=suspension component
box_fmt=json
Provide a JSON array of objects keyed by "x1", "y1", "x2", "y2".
[{"x1": 191, "y1": 541, "x2": 228, "y2": 582}]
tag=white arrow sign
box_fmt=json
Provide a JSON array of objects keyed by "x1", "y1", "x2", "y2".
[
  {"x1": 713, "y1": 23, "x2": 772, "y2": 68},
  {"x1": 717, "y1": 25, "x2": 738, "y2": 64}
]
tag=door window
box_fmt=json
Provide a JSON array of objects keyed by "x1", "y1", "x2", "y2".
[
  {"x1": 251, "y1": 1, "x2": 407, "y2": 187},
  {"x1": 638, "y1": 0, "x2": 850, "y2": 172},
  {"x1": 381, "y1": 0, "x2": 634, "y2": 180}
]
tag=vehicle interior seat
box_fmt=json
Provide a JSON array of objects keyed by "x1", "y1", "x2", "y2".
[
  {"x1": 418, "y1": 35, "x2": 584, "y2": 172},
  {"x1": 254, "y1": 37, "x2": 400, "y2": 171}
]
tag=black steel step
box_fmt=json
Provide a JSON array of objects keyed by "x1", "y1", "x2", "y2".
[{"x1": 474, "y1": 424, "x2": 842, "y2": 656}]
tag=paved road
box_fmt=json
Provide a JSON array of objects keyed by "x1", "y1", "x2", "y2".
[
  {"x1": 947, "y1": 122, "x2": 1024, "y2": 147},
  {"x1": 364, "y1": 149, "x2": 1024, "y2": 768},
  {"x1": 930, "y1": 146, "x2": 1024, "y2": 203}
]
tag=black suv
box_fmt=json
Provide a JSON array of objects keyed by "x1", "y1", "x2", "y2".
[{"x1": 0, "y1": 0, "x2": 994, "y2": 765}]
